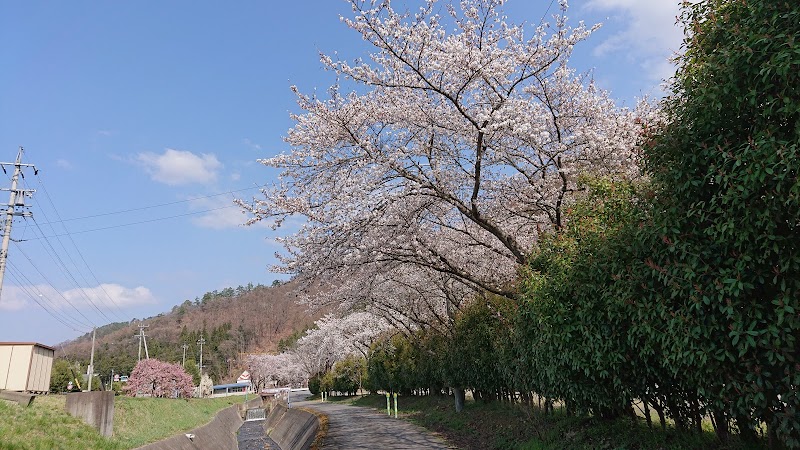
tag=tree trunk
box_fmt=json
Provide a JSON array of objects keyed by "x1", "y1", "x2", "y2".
[
  {"x1": 651, "y1": 400, "x2": 667, "y2": 431},
  {"x1": 643, "y1": 399, "x2": 652, "y2": 429},
  {"x1": 454, "y1": 387, "x2": 466, "y2": 413},
  {"x1": 736, "y1": 415, "x2": 758, "y2": 444},
  {"x1": 712, "y1": 409, "x2": 729, "y2": 443}
]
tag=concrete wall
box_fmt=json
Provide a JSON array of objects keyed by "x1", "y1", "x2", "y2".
[
  {"x1": 65, "y1": 391, "x2": 115, "y2": 437},
  {"x1": 264, "y1": 405, "x2": 318, "y2": 450},
  {"x1": 133, "y1": 398, "x2": 319, "y2": 450}
]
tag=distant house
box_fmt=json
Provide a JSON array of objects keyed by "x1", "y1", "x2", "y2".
[
  {"x1": 211, "y1": 381, "x2": 252, "y2": 397},
  {"x1": 0, "y1": 342, "x2": 54, "y2": 393}
]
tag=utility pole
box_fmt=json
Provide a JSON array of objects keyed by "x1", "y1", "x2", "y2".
[
  {"x1": 182, "y1": 343, "x2": 188, "y2": 367},
  {"x1": 197, "y1": 335, "x2": 205, "y2": 375},
  {"x1": 86, "y1": 327, "x2": 96, "y2": 392},
  {"x1": 135, "y1": 323, "x2": 150, "y2": 362},
  {"x1": 0, "y1": 147, "x2": 36, "y2": 298}
]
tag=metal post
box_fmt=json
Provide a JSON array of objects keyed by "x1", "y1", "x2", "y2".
[
  {"x1": 386, "y1": 392, "x2": 391, "y2": 416},
  {"x1": 182, "y1": 344, "x2": 188, "y2": 366},
  {"x1": 394, "y1": 392, "x2": 398, "y2": 418}
]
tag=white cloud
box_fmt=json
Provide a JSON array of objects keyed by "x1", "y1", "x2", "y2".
[
  {"x1": 188, "y1": 196, "x2": 248, "y2": 229},
  {"x1": 0, "y1": 283, "x2": 155, "y2": 313},
  {"x1": 56, "y1": 159, "x2": 73, "y2": 170},
  {"x1": 62, "y1": 284, "x2": 156, "y2": 309},
  {"x1": 586, "y1": 0, "x2": 683, "y2": 83},
  {"x1": 243, "y1": 138, "x2": 262, "y2": 151},
  {"x1": 136, "y1": 148, "x2": 222, "y2": 186},
  {"x1": 231, "y1": 172, "x2": 241, "y2": 181},
  {"x1": 0, "y1": 286, "x2": 30, "y2": 311}
]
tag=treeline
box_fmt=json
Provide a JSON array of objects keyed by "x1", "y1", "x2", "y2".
[
  {"x1": 54, "y1": 281, "x2": 289, "y2": 391},
  {"x1": 319, "y1": 1, "x2": 799, "y2": 447}
]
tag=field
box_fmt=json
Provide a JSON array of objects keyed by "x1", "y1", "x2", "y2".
[{"x1": 0, "y1": 394, "x2": 245, "y2": 450}]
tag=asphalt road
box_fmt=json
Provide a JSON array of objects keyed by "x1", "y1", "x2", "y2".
[{"x1": 291, "y1": 391, "x2": 454, "y2": 450}]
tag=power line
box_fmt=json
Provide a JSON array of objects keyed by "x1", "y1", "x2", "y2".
[
  {"x1": 6, "y1": 260, "x2": 93, "y2": 331},
  {"x1": 22, "y1": 216, "x2": 115, "y2": 324},
  {"x1": 32, "y1": 176, "x2": 127, "y2": 320},
  {"x1": 30, "y1": 215, "x2": 121, "y2": 322},
  {"x1": 10, "y1": 241, "x2": 97, "y2": 328},
  {"x1": 6, "y1": 269, "x2": 89, "y2": 333},
  {"x1": 21, "y1": 205, "x2": 239, "y2": 240},
  {"x1": 35, "y1": 185, "x2": 263, "y2": 225}
]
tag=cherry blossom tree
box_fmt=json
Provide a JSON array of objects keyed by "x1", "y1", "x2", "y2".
[
  {"x1": 123, "y1": 359, "x2": 194, "y2": 398},
  {"x1": 242, "y1": 0, "x2": 648, "y2": 317},
  {"x1": 291, "y1": 312, "x2": 390, "y2": 376},
  {"x1": 246, "y1": 352, "x2": 307, "y2": 390}
]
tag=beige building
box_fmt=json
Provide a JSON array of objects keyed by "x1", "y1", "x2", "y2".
[{"x1": 0, "y1": 342, "x2": 55, "y2": 393}]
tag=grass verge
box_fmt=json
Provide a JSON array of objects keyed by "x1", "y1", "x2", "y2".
[
  {"x1": 337, "y1": 394, "x2": 765, "y2": 450},
  {"x1": 0, "y1": 394, "x2": 245, "y2": 450},
  {"x1": 113, "y1": 395, "x2": 245, "y2": 448}
]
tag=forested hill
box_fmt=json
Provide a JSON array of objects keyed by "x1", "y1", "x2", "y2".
[{"x1": 57, "y1": 281, "x2": 323, "y2": 385}]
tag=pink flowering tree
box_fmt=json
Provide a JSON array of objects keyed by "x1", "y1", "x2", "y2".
[
  {"x1": 246, "y1": 353, "x2": 307, "y2": 390},
  {"x1": 240, "y1": 0, "x2": 651, "y2": 328},
  {"x1": 123, "y1": 359, "x2": 194, "y2": 398}
]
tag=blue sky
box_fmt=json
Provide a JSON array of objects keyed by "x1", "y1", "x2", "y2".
[{"x1": 0, "y1": 0, "x2": 683, "y2": 346}]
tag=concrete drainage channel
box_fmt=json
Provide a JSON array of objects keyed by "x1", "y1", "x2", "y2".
[
  {"x1": 237, "y1": 408, "x2": 279, "y2": 450},
  {"x1": 137, "y1": 399, "x2": 319, "y2": 450}
]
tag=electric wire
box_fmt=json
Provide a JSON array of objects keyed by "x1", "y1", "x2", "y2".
[
  {"x1": 35, "y1": 185, "x2": 263, "y2": 226},
  {"x1": 6, "y1": 258, "x2": 94, "y2": 331},
  {"x1": 23, "y1": 205, "x2": 239, "y2": 240},
  {"x1": 17, "y1": 175, "x2": 117, "y2": 323},
  {"x1": 1, "y1": 153, "x2": 263, "y2": 335},
  {"x1": 6, "y1": 261, "x2": 77, "y2": 326},
  {"x1": 27, "y1": 216, "x2": 116, "y2": 323},
  {"x1": 34, "y1": 175, "x2": 128, "y2": 320},
  {"x1": 6, "y1": 262, "x2": 92, "y2": 332},
  {"x1": 6, "y1": 267, "x2": 89, "y2": 333},
  {"x1": 10, "y1": 241, "x2": 97, "y2": 328}
]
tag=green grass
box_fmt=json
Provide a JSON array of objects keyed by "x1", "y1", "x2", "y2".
[
  {"x1": 112, "y1": 395, "x2": 245, "y2": 448},
  {"x1": 0, "y1": 394, "x2": 246, "y2": 450},
  {"x1": 0, "y1": 395, "x2": 118, "y2": 450},
  {"x1": 339, "y1": 394, "x2": 765, "y2": 450}
]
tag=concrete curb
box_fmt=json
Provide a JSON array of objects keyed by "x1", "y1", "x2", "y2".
[{"x1": 264, "y1": 405, "x2": 319, "y2": 450}]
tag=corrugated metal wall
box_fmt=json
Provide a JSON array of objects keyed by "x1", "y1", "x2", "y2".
[
  {"x1": 27, "y1": 346, "x2": 54, "y2": 392},
  {"x1": 0, "y1": 343, "x2": 54, "y2": 392}
]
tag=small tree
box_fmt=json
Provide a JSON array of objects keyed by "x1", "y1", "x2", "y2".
[
  {"x1": 49, "y1": 359, "x2": 74, "y2": 393},
  {"x1": 184, "y1": 357, "x2": 201, "y2": 385},
  {"x1": 124, "y1": 359, "x2": 194, "y2": 398}
]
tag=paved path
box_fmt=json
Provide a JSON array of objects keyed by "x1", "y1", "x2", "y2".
[{"x1": 292, "y1": 392, "x2": 453, "y2": 450}]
